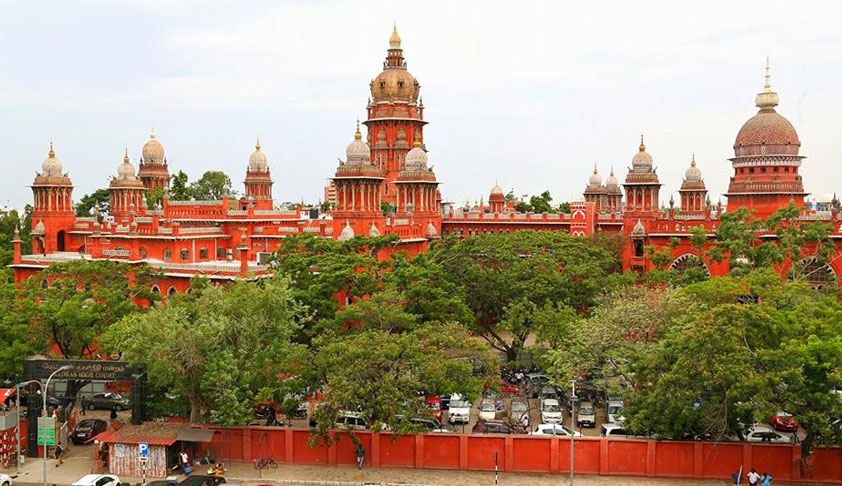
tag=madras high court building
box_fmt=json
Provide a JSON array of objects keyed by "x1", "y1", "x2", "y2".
[{"x1": 10, "y1": 29, "x2": 842, "y2": 290}]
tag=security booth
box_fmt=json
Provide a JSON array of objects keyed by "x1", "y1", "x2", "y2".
[{"x1": 94, "y1": 423, "x2": 216, "y2": 478}]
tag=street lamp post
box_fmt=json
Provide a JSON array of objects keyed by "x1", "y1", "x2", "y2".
[
  {"x1": 13, "y1": 380, "x2": 41, "y2": 476},
  {"x1": 43, "y1": 366, "x2": 70, "y2": 486},
  {"x1": 569, "y1": 379, "x2": 576, "y2": 486}
]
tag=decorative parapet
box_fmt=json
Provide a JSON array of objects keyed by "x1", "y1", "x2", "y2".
[
  {"x1": 547, "y1": 214, "x2": 560, "y2": 220},
  {"x1": 227, "y1": 210, "x2": 248, "y2": 216},
  {"x1": 169, "y1": 200, "x2": 222, "y2": 206},
  {"x1": 102, "y1": 249, "x2": 130, "y2": 257},
  {"x1": 134, "y1": 217, "x2": 154, "y2": 223},
  {"x1": 157, "y1": 227, "x2": 174, "y2": 235},
  {"x1": 178, "y1": 227, "x2": 223, "y2": 234},
  {"x1": 254, "y1": 209, "x2": 299, "y2": 216},
  {"x1": 393, "y1": 219, "x2": 410, "y2": 226}
]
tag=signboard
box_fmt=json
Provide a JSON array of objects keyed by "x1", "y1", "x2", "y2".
[
  {"x1": 37, "y1": 416, "x2": 55, "y2": 446},
  {"x1": 139, "y1": 456, "x2": 149, "y2": 464},
  {"x1": 138, "y1": 442, "x2": 149, "y2": 457},
  {"x1": 24, "y1": 359, "x2": 141, "y2": 382}
]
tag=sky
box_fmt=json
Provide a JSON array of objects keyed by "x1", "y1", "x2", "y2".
[{"x1": 1, "y1": 0, "x2": 841, "y2": 210}]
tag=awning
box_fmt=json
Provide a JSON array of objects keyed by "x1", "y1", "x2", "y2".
[{"x1": 176, "y1": 428, "x2": 216, "y2": 442}]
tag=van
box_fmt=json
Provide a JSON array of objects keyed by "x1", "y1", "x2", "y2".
[
  {"x1": 540, "y1": 399, "x2": 562, "y2": 424},
  {"x1": 334, "y1": 412, "x2": 368, "y2": 430},
  {"x1": 576, "y1": 401, "x2": 596, "y2": 428}
]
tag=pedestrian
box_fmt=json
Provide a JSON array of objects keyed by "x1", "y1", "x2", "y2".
[
  {"x1": 179, "y1": 450, "x2": 190, "y2": 475},
  {"x1": 109, "y1": 405, "x2": 118, "y2": 420},
  {"x1": 747, "y1": 468, "x2": 761, "y2": 486},
  {"x1": 80, "y1": 396, "x2": 86, "y2": 416},
  {"x1": 731, "y1": 468, "x2": 743, "y2": 485},
  {"x1": 760, "y1": 472, "x2": 773, "y2": 486},
  {"x1": 356, "y1": 443, "x2": 365, "y2": 470},
  {"x1": 53, "y1": 443, "x2": 65, "y2": 467}
]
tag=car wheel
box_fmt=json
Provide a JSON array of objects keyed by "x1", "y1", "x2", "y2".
[{"x1": 88, "y1": 404, "x2": 95, "y2": 410}]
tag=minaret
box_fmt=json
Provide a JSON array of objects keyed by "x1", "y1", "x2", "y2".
[
  {"x1": 725, "y1": 58, "x2": 807, "y2": 216},
  {"x1": 623, "y1": 135, "x2": 662, "y2": 213},
  {"x1": 583, "y1": 164, "x2": 607, "y2": 211},
  {"x1": 365, "y1": 26, "x2": 426, "y2": 205},
  {"x1": 332, "y1": 122, "x2": 385, "y2": 239},
  {"x1": 489, "y1": 182, "x2": 505, "y2": 213},
  {"x1": 110, "y1": 149, "x2": 147, "y2": 219},
  {"x1": 244, "y1": 139, "x2": 273, "y2": 207},
  {"x1": 679, "y1": 155, "x2": 707, "y2": 213},
  {"x1": 138, "y1": 129, "x2": 170, "y2": 190},
  {"x1": 604, "y1": 167, "x2": 623, "y2": 211},
  {"x1": 394, "y1": 141, "x2": 440, "y2": 239},
  {"x1": 31, "y1": 143, "x2": 75, "y2": 253}
]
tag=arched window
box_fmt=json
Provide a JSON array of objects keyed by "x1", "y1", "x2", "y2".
[
  {"x1": 669, "y1": 254, "x2": 711, "y2": 279},
  {"x1": 163, "y1": 248, "x2": 172, "y2": 261},
  {"x1": 180, "y1": 249, "x2": 189, "y2": 261},
  {"x1": 789, "y1": 257, "x2": 837, "y2": 290},
  {"x1": 199, "y1": 247, "x2": 208, "y2": 259},
  {"x1": 139, "y1": 247, "x2": 147, "y2": 259},
  {"x1": 151, "y1": 285, "x2": 161, "y2": 294},
  {"x1": 168, "y1": 286, "x2": 177, "y2": 296},
  {"x1": 217, "y1": 247, "x2": 225, "y2": 259}
]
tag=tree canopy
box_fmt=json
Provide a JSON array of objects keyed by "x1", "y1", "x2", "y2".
[{"x1": 75, "y1": 188, "x2": 110, "y2": 217}]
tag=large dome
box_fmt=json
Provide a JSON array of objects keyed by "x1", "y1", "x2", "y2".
[
  {"x1": 142, "y1": 129, "x2": 165, "y2": 164},
  {"x1": 370, "y1": 26, "x2": 420, "y2": 103},
  {"x1": 41, "y1": 143, "x2": 63, "y2": 176}
]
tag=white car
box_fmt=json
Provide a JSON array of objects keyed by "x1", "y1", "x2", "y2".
[
  {"x1": 600, "y1": 423, "x2": 631, "y2": 438},
  {"x1": 531, "y1": 423, "x2": 582, "y2": 437},
  {"x1": 478, "y1": 400, "x2": 497, "y2": 421},
  {"x1": 0, "y1": 473, "x2": 14, "y2": 486},
  {"x1": 510, "y1": 399, "x2": 530, "y2": 428},
  {"x1": 746, "y1": 425, "x2": 792, "y2": 444},
  {"x1": 576, "y1": 401, "x2": 596, "y2": 428},
  {"x1": 540, "y1": 398, "x2": 562, "y2": 424},
  {"x1": 448, "y1": 394, "x2": 472, "y2": 424},
  {"x1": 606, "y1": 398, "x2": 625, "y2": 424},
  {"x1": 72, "y1": 475, "x2": 120, "y2": 486}
]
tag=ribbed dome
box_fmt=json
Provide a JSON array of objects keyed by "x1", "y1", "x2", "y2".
[
  {"x1": 426, "y1": 221, "x2": 438, "y2": 238},
  {"x1": 368, "y1": 223, "x2": 381, "y2": 237},
  {"x1": 41, "y1": 143, "x2": 63, "y2": 176},
  {"x1": 631, "y1": 219, "x2": 646, "y2": 237},
  {"x1": 338, "y1": 221, "x2": 355, "y2": 242},
  {"x1": 405, "y1": 141, "x2": 428, "y2": 168},
  {"x1": 684, "y1": 156, "x2": 702, "y2": 181},
  {"x1": 632, "y1": 137, "x2": 653, "y2": 170},
  {"x1": 588, "y1": 165, "x2": 602, "y2": 187},
  {"x1": 248, "y1": 139, "x2": 268, "y2": 172},
  {"x1": 372, "y1": 68, "x2": 420, "y2": 103},
  {"x1": 490, "y1": 182, "x2": 504, "y2": 196},
  {"x1": 142, "y1": 129, "x2": 165, "y2": 164},
  {"x1": 117, "y1": 150, "x2": 137, "y2": 180},
  {"x1": 345, "y1": 125, "x2": 371, "y2": 162},
  {"x1": 605, "y1": 168, "x2": 619, "y2": 188}
]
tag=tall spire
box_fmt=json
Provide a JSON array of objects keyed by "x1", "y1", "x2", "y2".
[
  {"x1": 755, "y1": 56, "x2": 779, "y2": 111},
  {"x1": 389, "y1": 23, "x2": 401, "y2": 49},
  {"x1": 354, "y1": 119, "x2": 362, "y2": 140},
  {"x1": 639, "y1": 134, "x2": 645, "y2": 152}
]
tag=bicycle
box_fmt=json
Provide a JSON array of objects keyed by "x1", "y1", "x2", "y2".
[{"x1": 253, "y1": 456, "x2": 278, "y2": 469}]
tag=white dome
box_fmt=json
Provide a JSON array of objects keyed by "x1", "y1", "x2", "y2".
[
  {"x1": 684, "y1": 157, "x2": 702, "y2": 181},
  {"x1": 588, "y1": 165, "x2": 602, "y2": 187},
  {"x1": 117, "y1": 151, "x2": 136, "y2": 180},
  {"x1": 33, "y1": 220, "x2": 46, "y2": 235},
  {"x1": 490, "y1": 182, "x2": 504, "y2": 196},
  {"x1": 346, "y1": 128, "x2": 370, "y2": 163},
  {"x1": 426, "y1": 221, "x2": 438, "y2": 238},
  {"x1": 631, "y1": 137, "x2": 652, "y2": 170},
  {"x1": 368, "y1": 223, "x2": 381, "y2": 237},
  {"x1": 41, "y1": 144, "x2": 63, "y2": 176},
  {"x1": 406, "y1": 142, "x2": 428, "y2": 168},
  {"x1": 631, "y1": 219, "x2": 646, "y2": 237},
  {"x1": 605, "y1": 168, "x2": 619, "y2": 188},
  {"x1": 142, "y1": 129, "x2": 165, "y2": 164},
  {"x1": 248, "y1": 140, "x2": 268, "y2": 172},
  {"x1": 338, "y1": 221, "x2": 355, "y2": 241}
]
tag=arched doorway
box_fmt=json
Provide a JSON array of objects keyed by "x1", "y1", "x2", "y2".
[
  {"x1": 789, "y1": 257, "x2": 837, "y2": 290},
  {"x1": 56, "y1": 230, "x2": 66, "y2": 251},
  {"x1": 669, "y1": 254, "x2": 710, "y2": 280}
]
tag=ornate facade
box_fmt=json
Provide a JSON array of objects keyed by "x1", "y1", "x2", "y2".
[{"x1": 10, "y1": 34, "x2": 841, "y2": 291}]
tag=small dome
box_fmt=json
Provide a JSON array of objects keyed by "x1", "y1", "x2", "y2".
[
  {"x1": 248, "y1": 139, "x2": 268, "y2": 172},
  {"x1": 41, "y1": 143, "x2": 63, "y2": 176},
  {"x1": 405, "y1": 141, "x2": 428, "y2": 168},
  {"x1": 632, "y1": 136, "x2": 653, "y2": 170},
  {"x1": 588, "y1": 165, "x2": 602, "y2": 187},
  {"x1": 142, "y1": 129, "x2": 165, "y2": 164},
  {"x1": 33, "y1": 220, "x2": 46, "y2": 235},
  {"x1": 685, "y1": 156, "x2": 702, "y2": 181},
  {"x1": 490, "y1": 182, "x2": 504, "y2": 196},
  {"x1": 338, "y1": 221, "x2": 355, "y2": 242},
  {"x1": 117, "y1": 150, "x2": 136, "y2": 179},
  {"x1": 605, "y1": 168, "x2": 619, "y2": 188},
  {"x1": 631, "y1": 219, "x2": 646, "y2": 237},
  {"x1": 345, "y1": 124, "x2": 371, "y2": 162},
  {"x1": 426, "y1": 221, "x2": 438, "y2": 238},
  {"x1": 368, "y1": 223, "x2": 381, "y2": 237}
]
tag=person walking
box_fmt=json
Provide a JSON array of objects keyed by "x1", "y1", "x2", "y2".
[
  {"x1": 731, "y1": 468, "x2": 743, "y2": 485},
  {"x1": 747, "y1": 468, "x2": 761, "y2": 486},
  {"x1": 356, "y1": 444, "x2": 365, "y2": 470},
  {"x1": 109, "y1": 405, "x2": 118, "y2": 420},
  {"x1": 760, "y1": 472, "x2": 773, "y2": 486}
]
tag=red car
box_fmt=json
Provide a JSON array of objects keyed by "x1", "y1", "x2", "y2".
[
  {"x1": 769, "y1": 411, "x2": 798, "y2": 432},
  {"x1": 500, "y1": 381, "x2": 519, "y2": 395},
  {"x1": 425, "y1": 397, "x2": 442, "y2": 421}
]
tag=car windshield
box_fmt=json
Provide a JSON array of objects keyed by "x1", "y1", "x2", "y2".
[
  {"x1": 427, "y1": 402, "x2": 440, "y2": 410},
  {"x1": 481, "y1": 403, "x2": 495, "y2": 412},
  {"x1": 608, "y1": 405, "x2": 623, "y2": 414},
  {"x1": 512, "y1": 402, "x2": 527, "y2": 412},
  {"x1": 543, "y1": 403, "x2": 560, "y2": 413},
  {"x1": 451, "y1": 400, "x2": 471, "y2": 408},
  {"x1": 580, "y1": 407, "x2": 595, "y2": 415},
  {"x1": 777, "y1": 411, "x2": 792, "y2": 417}
]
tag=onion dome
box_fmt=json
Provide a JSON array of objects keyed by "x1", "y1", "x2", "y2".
[
  {"x1": 338, "y1": 221, "x2": 355, "y2": 242},
  {"x1": 33, "y1": 220, "x2": 46, "y2": 235},
  {"x1": 605, "y1": 167, "x2": 619, "y2": 189},
  {"x1": 41, "y1": 143, "x2": 63, "y2": 176},
  {"x1": 733, "y1": 58, "x2": 800, "y2": 157},
  {"x1": 588, "y1": 164, "x2": 602, "y2": 187},
  {"x1": 141, "y1": 129, "x2": 165, "y2": 164},
  {"x1": 684, "y1": 155, "x2": 702, "y2": 181},
  {"x1": 426, "y1": 221, "x2": 438, "y2": 238},
  {"x1": 490, "y1": 182, "x2": 504, "y2": 196},
  {"x1": 631, "y1": 135, "x2": 653, "y2": 170},
  {"x1": 371, "y1": 26, "x2": 421, "y2": 103},
  {"x1": 368, "y1": 223, "x2": 381, "y2": 237},
  {"x1": 248, "y1": 139, "x2": 268, "y2": 172},
  {"x1": 345, "y1": 122, "x2": 371, "y2": 163},
  {"x1": 116, "y1": 149, "x2": 137, "y2": 180},
  {"x1": 631, "y1": 219, "x2": 646, "y2": 237},
  {"x1": 405, "y1": 141, "x2": 428, "y2": 169}
]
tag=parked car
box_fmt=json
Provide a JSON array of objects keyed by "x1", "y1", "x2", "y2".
[
  {"x1": 425, "y1": 397, "x2": 442, "y2": 421},
  {"x1": 409, "y1": 417, "x2": 452, "y2": 433},
  {"x1": 439, "y1": 395, "x2": 451, "y2": 410},
  {"x1": 148, "y1": 476, "x2": 226, "y2": 486},
  {"x1": 606, "y1": 398, "x2": 625, "y2": 424},
  {"x1": 448, "y1": 394, "x2": 472, "y2": 424},
  {"x1": 769, "y1": 411, "x2": 798, "y2": 432},
  {"x1": 72, "y1": 475, "x2": 120, "y2": 486},
  {"x1": 499, "y1": 380, "x2": 519, "y2": 395},
  {"x1": 746, "y1": 425, "x2": 791, "y2": 443},
  {"x1": 334, "y1": 411, "x2": 368, "y2": 430},
  {"x1": 526, "y1": 373, "x2": 548, "y2": 398},
  {"x1": 510, "y1": 399, "x2": 530, "y2": 428},
  {"x1": 472, "y1": 420, "x2": 513, "y2": 434},
  {"x1": 479, "y1": 400, "x2": 497, "y2": 421},
  {"x1": 539, "y1": 387, "x2": 559, "y2": 402},
  {"x1": 531, "y1": 423, "x2": 582, "y2": 437},
  {"x1": 84, "y1": 392, "x2": 130, "y2": 411},
  {"x1": 0, "y1": 472, "x2": 13, "y2": 486},
  {"x1": 576, "y1": 401, "x2": 596, "y2": 428},
  {"x1": 540, "y1": 399, "x2": 562, "y2": 424},
  {"x1": 600, "y1": 423, "x2": 631, "y2": 438},
  {"x1": 71, "y1": 419, "x2": 108, "y2": 444}
]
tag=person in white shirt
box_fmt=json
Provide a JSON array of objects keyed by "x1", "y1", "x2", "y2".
[{"x1": 747, "y1": 468, "x2": 761, "y2": 486}]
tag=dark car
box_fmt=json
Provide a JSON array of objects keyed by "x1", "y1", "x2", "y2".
[
  {"x1": 72, "y1": 419, "x2": 108, "y2": 444},
  {"x1": 84, "y1": 392, "x2": 130, "y2": 411},
  {"x1": 147, "y1": 475, "x2": 226, "y2": 486},
  {"x1": 472, "y1": 420, "x2": 513, "y2": 434}
]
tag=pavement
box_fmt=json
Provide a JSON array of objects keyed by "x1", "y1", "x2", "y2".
[{"x1": 3, "y1": 453, "x2": 736, "y2": 486}]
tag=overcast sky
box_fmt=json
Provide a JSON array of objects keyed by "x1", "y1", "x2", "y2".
[{"x1": 2, "y1": 0, "x2": 841, "y2": 210}]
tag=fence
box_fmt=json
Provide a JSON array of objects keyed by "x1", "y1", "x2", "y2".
[{"x1": 194, "y1": 426, "x2": 842, "y2": 484}]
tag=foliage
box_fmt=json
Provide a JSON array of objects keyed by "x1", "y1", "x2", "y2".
[
  {"x1": 0, "y1": 207, "x2": 31, "y2": 282},
  {"x1": 146, "y1": 187, "x2": 164, "y2": 209},
  {"x1": 75, "y1": 189, "x2": 110, "y2": 217},
  {"x1": 189, "y1": 170, "x2": 234, "y2": 200},
  {"x1": 513, "y1": 190, "x2": 557, "y2": 213},
  {"x1": 169, "y1": 170, "x2": 190, "y2": 200},
  {"x1": 104, "y1": 276, "x2": 306, "y2": 424}
]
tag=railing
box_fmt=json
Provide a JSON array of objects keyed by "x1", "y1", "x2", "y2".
[
  {"x1": 227, "y1": 210, "x2": 248, "y2": 216},
  {"x1": 168, "y1": 200, "x2": 222, "y2": 206},
  {"x1": 102, "y1": 249, "x2": 130, "y2": 257},
  {"x1": 253, "y1": 209, "x2": 299, "y2": 216},
  {"x1": 157, "y1": 227, "x2": 174, "y2": 234},
  {"x1": 178, "y1": 227, "x2": 223, "y2": 234}
]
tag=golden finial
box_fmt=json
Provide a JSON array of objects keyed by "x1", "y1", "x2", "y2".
[
  {"x1": 255, "y1": 137, "x2": 261, "y2": 150},
  {"x1": 354, "y1": 119, "x2": 362, "y2": 140},
  {"x1": 593, "y1": 163, "x2": 598, "y2": 174},
  {"x1": 764, "y1": 55, "x2": 771, "y2": 89},
  {"x1": 48, "y1": 141, "x2": 55, "y2": 158},
  {"x1": 610, "y1": 166, "x2": 615, "y2": 176},
  {"x1": 691, "y1": 153, "x2": 696, "y2": 167},
  {"x1": 412, "y1": 140, "x2": 422, "y2": 148},
  {"x1": 639, "y1": 134, "x2": 645, "y2": 152},
  {"x1": 150, "y1": 127, "x2": 156, "y2": 140},
  {"x1": 124, "y1": 147, "x2": 129, "y2": 163},
  {"x1": 389, "y1": 23, "x2": 401, "y2": 48}
]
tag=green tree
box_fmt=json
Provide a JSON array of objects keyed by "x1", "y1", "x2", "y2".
[
  {"x1": 75, "y1": 188, "x2": 110, "y2": 216},
  {"x1": 104, "y1": 276, "x2": 306, "y2": 424},
  {"x1": 169, "y1": 170, "x2": 190, "y2": 200},
  {"x1": 146, "y1": 187, "x2": 164, "y2": 209},
  {"x1": 1, "y1": 207, "x2": 31, "y2": 282},
  {"x1": 189, "y1": 171, "x2": 233, "y2": 200}
]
